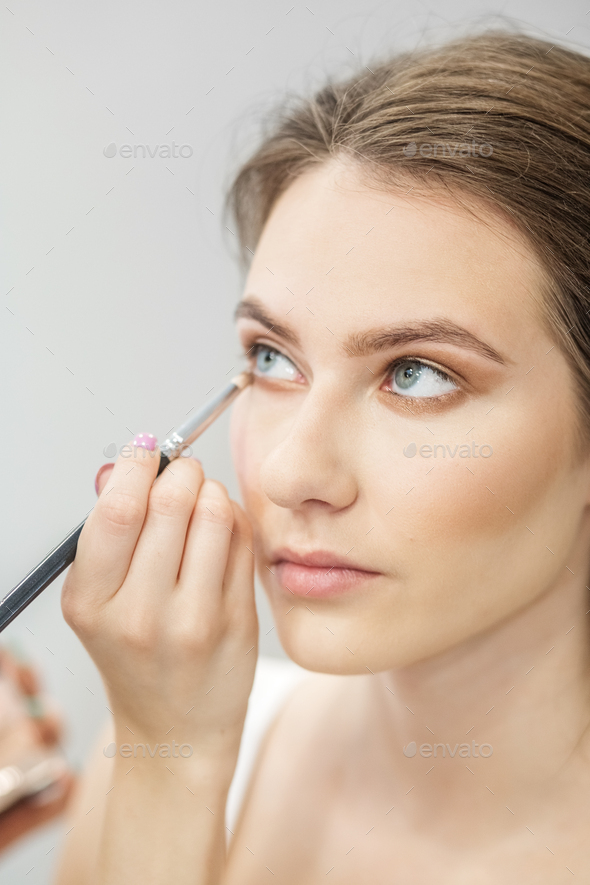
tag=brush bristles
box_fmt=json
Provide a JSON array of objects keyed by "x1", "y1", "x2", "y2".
[{"x1": 231, "y1": 370, "x2": 254, "y2": 390}]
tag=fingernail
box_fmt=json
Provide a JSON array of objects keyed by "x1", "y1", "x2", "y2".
[
  {"x1": 132, "y1": 432, "x2": 157, "y2": 451},
  {"x1": 94, "y1": 463, "x2": 114, "y2": 496}
]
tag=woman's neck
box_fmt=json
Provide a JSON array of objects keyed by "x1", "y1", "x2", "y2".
[{"x1": 356, "y1": 531, "x2": 590, "y2": 839}]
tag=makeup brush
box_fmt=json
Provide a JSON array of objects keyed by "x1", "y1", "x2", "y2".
[{"x1": 0, "y1": 371, "x2": 253, "y2": 632}]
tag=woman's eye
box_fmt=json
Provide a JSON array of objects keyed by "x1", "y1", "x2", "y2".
[
  {"x1": 386, "y1": 359, "x2": 457, "y2": 398},
  {"x1": 250, "y1": 345, "x2": 299, "y2": 381}
]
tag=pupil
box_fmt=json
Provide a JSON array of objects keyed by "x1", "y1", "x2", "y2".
[
  {"x1": 396, "y1": 361, "x2": 422, "y2": 389},
  {"x1": 258, "y1": 348, "x2": 276, "y2": 371}
]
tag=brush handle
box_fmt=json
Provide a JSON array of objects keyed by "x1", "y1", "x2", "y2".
[
  {"x1": 0, "y1": 454, "x2": 171, "y2": 633},
  {"x1": 1, "y1": 372, "x2": 252, "y2": 634}
]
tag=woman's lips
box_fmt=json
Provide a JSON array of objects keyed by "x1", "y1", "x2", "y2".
[{"x1": 273, "y1": 560, "x2": 380, "y2": 598}]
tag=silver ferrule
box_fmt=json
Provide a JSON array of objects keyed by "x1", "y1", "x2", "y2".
[
  {"x1": 158, "y1": 371, "x2": 252, "y2": 463},
  {"x1": 159, "y1": 432, "x2": 186, "y2": 461}
]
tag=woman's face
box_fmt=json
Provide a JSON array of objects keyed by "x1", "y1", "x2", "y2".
[{"x1": 230, "y1": 158, "x2": 590, "y2": 675}]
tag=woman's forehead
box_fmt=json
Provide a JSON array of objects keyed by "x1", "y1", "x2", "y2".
[
  {"x1": 244, "y1": 262, "x2": 545, "y2": 372},
  {"x1": 247, "y1": 162, "x2": 543, "y2": 308}
]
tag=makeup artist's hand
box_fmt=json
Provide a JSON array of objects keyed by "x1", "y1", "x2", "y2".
[{"x1": 61, "y1": 441, "x2": 258, "y2": 767}]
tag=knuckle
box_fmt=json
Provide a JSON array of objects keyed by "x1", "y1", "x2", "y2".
[
  {"x1": 61, "y1": 586, "x2": 95, "y2": 635},
  {"x1": 100, "y1": 491, "x2": 145, "y2": 532},
  {"x1": 118, "y1": 610, "x2": 159, "y2": 652},
  {"x1": 170, "y1": 616, "x2": 221, "y2": 654}
]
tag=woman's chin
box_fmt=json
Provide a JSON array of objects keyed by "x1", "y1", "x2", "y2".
[{"x1": 266, "y1": 607, "x2": 388, "y2": 675}]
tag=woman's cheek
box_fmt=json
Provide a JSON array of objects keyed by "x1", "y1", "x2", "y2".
[
  {"x1": 229, "y1": 393, "x2": 252, "y2": 504},
  {"x1": 369, "y1": 408, "x2": 574, "y2": 556},
  {"x1": 230, "y1": 389, "x2": 275, "y2": 518}
]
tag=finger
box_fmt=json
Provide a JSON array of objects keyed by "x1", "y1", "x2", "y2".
[
  {"x1": 177, "y1": 479, "x2": 235, "y2": 615},
  {"x1": 222, "y1": 501, "x2": 256, "y2": 620},
  {"x1": 65, "y1": 438, "x2": 161, "y2": 607},
  {"x1": 122, "y1": 457, "x2": 206, "y2": 599}
]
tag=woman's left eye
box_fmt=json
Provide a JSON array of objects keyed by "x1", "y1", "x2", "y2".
[
  {"x1": 385, "y1": 359, "x2": 457, "y2": 398},
  {"x1": 250, "y1": 344, "x2": 299, "y2": 381}
]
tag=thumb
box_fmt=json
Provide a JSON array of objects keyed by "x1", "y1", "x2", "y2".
[{"x1": 94, "y1": 463, "x2": 115, "y2": 497}]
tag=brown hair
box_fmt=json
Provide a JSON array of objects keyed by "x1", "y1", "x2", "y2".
[{"x1": 225, "y1": 29, "x2": 590, "y2": 452}]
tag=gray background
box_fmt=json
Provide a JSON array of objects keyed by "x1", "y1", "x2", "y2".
[{"x1": 1, "y1": 0, "x2": 589, "y2": 880}]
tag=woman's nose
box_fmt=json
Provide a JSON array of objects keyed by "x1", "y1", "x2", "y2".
[{"x1": 259, "y1": 385, "x2": 359, "y2": 512}]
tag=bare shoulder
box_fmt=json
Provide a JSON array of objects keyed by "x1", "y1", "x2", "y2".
[
  {"x1": 224, "y1": 669, "x2": 352, "y2": 883},
  {"x1": 242, "y1": 667, "x2": 349, "y2": 778},
  {"x1": 53, "y1": 719, "x2": 114, "y2": 885},
  {"x1": 265, "y1": 668, "x2": 349, "y2": 744}
]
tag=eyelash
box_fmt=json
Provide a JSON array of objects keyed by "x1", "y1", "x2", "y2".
[{"x1": 242, "y1": 341, "x2": 459, "y2": 401}]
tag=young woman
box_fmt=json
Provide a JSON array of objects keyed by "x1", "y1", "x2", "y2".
[{"x1": 54, "y1": 28, "x2": 590, "y2": 884}]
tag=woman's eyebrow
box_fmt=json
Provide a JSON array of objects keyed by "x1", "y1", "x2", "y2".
[
  {"x1": 234, "y1": 296, "x2": 301, "y2": 347},
  {"x1": 234, "y1": 296, "x2": 509, "y2": 365},
  {"x1": 345, "y1": 320, "x2": 509, "y2": 365}
]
